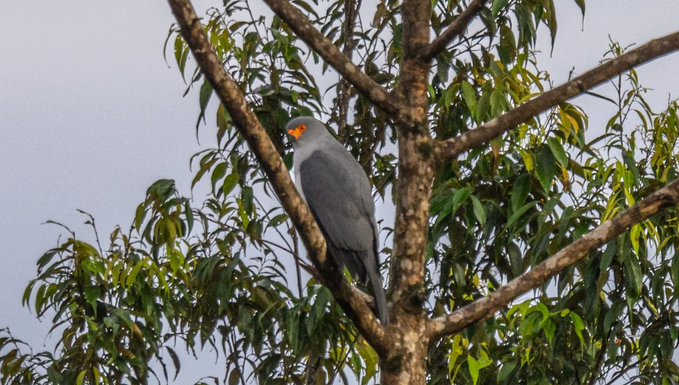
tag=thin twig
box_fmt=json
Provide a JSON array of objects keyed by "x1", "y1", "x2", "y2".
[{"x1": 419, "y1": 0, "x2": 488, "y2": 61}]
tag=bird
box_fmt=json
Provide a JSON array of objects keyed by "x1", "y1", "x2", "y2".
[{"x1": 287, "y1": 116, "x2": 388, "y2": 324}]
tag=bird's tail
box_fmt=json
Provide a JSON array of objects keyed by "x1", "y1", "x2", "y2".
[{"x1": 368, "y1": 270, "x2": 389, "y2": 325}]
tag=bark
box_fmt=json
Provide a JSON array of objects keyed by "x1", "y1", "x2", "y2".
[
  {"x1": 434, "y1": 31, "x2": 679, "y2": 161},
  {"x1": 426, "y1": 177, "x2": 679, "y2": 338},
  {"x1": 382, "y1": 0, "x2": 433, "y2": 381},
  {"x1": 167, "y1": 0, "x2": 389, "y2": 355}
]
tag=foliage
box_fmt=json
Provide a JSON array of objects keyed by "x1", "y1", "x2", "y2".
[{"x1": 2, "y1": 0, "x2": 679, "y2": 384}]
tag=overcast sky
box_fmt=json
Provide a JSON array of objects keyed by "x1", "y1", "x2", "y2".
[{"x1": 1, "y1": 1, "x2": 679, "y2": 383}]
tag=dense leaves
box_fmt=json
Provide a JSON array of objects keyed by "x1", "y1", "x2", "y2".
[
  {"x1": 3, "y1": 181, "x2": 367, "y2": 384},
  {"x1": 427, "y1": 43, "x2": 679, "y2": 384},
  {"x1": 2, "y1": 0, "x2": 679, "y2": 384}
]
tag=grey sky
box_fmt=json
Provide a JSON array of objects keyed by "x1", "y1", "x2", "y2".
[
  {"x1": 1, "y1": 0, "x2": 678, "y2": 384},
  {"x1": 0, "y1": 0, "x2": 202, "y2": 335}
]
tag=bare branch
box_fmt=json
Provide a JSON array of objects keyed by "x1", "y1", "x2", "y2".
[
  {"x1": 337, "y1": 0, "x2": 361, "y2": 140},
  {"x1": 419, "y1": 0, "x2": 488, "y2": 61},
  {"x1": 167, "y1": 0, "x2": 389, "y2": 355},
  {"x1": 427, "y1": 177, "x2": 679, "y2": 338},
  {"x1": 435, "y1": 31, "x2": 679, "y2": 161},
  {"x1": 262, "y1": 0, "x2": 403, "y2": 121}
]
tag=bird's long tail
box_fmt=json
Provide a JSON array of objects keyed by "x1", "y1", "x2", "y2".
[{"x1": 368, "y1": 270, "x2": 389, "y2": 325}]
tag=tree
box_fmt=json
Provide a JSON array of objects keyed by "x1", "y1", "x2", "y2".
[{"x1": 2, "y1": 0, "x2": 679, "y2": 384}]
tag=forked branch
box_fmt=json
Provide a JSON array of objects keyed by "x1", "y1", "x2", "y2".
[
  {"x1": 167, "y1": 0, "x2": 389, "y2": 354},
  {"x1": 427, "y1": 178, "x2": 679, "y2": 338},
  {"x1": 434, "y1": 31, "x2": 679, "y2": 161},
  {"x1": 263, "y1": 0, "x2": 402, "y2": 121},
  {"x1": 419, "y1": 0, "x2": 488, "y2": 61}
]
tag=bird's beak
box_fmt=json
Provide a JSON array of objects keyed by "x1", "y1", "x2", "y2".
[{"x1": 288, "y1": 124, "x2": 307, "y2": 140}]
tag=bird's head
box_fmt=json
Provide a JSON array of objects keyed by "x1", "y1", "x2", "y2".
[{"x1": 286, "y1": 116, "x2": 329, "y2": 146}]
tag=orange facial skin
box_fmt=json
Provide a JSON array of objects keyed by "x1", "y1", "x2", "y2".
[{"x1": 288, "y1": 124, "x2": 307, "y2": 140}]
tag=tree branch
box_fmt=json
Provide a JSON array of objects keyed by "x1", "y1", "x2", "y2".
[
  {"x1": 262, "y1": 0, "x2": 402, "y2": 121},
  {"x1": 167, "y1": 0, "x2": 389, "y2": 355},
  {"x1": 427, "y1": 177, "x2": 679, "y2": 338},
  {"x1": 434, "y1": 31, "x2": 679, "y2": 161},
  {"x1": 419, "y1": 0, "x2": 488, "y2": 62},
  {"x1": 336, "y1": 0, "x2": 361, "y2": 140}
]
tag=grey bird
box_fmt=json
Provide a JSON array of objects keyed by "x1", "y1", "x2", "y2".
[{"x1": 287, "y1": 116, "x2": 388, "y2": 324}]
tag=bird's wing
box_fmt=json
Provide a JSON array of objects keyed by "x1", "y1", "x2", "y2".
[
  {"x1": 299, "y1": 147, "x2": 388, "y2": 323},
  {"x1": 298, "y1": 148, "x2": 376, "y2": 254}
]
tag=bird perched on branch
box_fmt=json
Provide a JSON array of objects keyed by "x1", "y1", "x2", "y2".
[{"x1": 287, "y1": 116, "x2": 388, "y2": 324}]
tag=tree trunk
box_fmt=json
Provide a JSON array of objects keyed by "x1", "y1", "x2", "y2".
[
  {"x1": 381, "y1": 313, "x2": 430, "y2": 384},
  {"x1": 382, "y1": 0, "x2": 433, "y2": 381}
]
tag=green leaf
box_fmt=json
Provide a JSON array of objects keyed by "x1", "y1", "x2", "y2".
[
  {"x1": 569, "y1": 312, "x2": 586, "y2": 346},
  {"x1": 630, "y1": 224, "x2": 641, "y2": 255},
  {"x1": 461, "y1": 81, "x2": 477, "y2": 117},
  {"x1": 134, "y1": 203, "x2": 147, "y2": 231},
  {"x1": 476, "y1": 92, "x2": 491, "y2": 122},
  {"x1": 166, "y1": 346, "x2": 181, "y2": 380},
  {"x1": 515, "y1": 3, "x2": 536, "y2": 46},
  {"x1": 216, "y1": 103, "x2": 232, "y2": 142},
  {"x1": 672, "y1": 253, "x2": 679, "y2": 290},
  {"x1": 600, "y1": 241, "x2": 616, "y2": 270},
  {"x1": 211, "y1": 162, "x2": 228, "y2": 193},
  {"x1": 467, "y1": 351, "x2": 491, "y2": 385},
  {"x1": 544, "y1": 0, "x2": 558, "y2": 48},
  {"x1": 35, "y1": 284, "x2": 47, "y2": 314},
  {"x1": 603, "y1": 301, "x2": 625, "y2": 332},
  {"x1": 505, "y1": 201, "x2": 537, "y2": 229},
  {"x1": 490, "y1": 89, "x2": 507, "y2": 117},
  {"x1": 547, "y1": 137, "x2": 568, "y2": 168},
  {"x1": 192, "y1": 157, "x2": 217, "y2": 189},
  {"x1": 498, "y1": 25, "x2": 517, "y2": 64},
  {"x1": 184, "y1": 199, "x2": 194, "y2": 235},
  {"x1": 624, "y1": 255, "x2": 644, "y2": 298},
  {"x1": 76, "y1": 370, "x2": 87, "y2": 385},
  {"x1": 148, "y1": 179, "x2": 176, "y2": 201},
  {"x1": 286, "y1": 309, "x2": 300, "y2": 352},
  {"x1": 222, "y1": 173, "x2": 239, "y2": 196},
  {"x1": 126, "y1": 261, "x2": 145, "y2": 287},
  {"x1": 497, "y1": 360, "x2": 517, "y2": 383},
  {"x1": 197, "y1": 80, "x2": 213, "y2": 128},
  {"x1": 470, "y1": 195, "x2": 486, "y2": 225},
  {"x1": 307, "y1": 289, "x2": 329, "y2": 336},
  {"x1": 541, "y1": 316, "x2": 556, "y2": 344},
  {"x1": 520, "y1": 150, "x2": 534, "y2": 172},
  {"x1": 452, "y1": 187, "x2": 472, "y2": 214},
  {"x1": 84, "y1": 286, "x2": 101, "y2": 311},
  {"x1": 268, "y1": 213, "x2": 289, "y2": 228},
  {"x1": 535, "y1": 146, "x2": 556, "y2": 191},
  {"x1": 492, "y1": 0, "x2": 510, "y2": 17},
  {"x1": 174, "y1": 35, "x2": 189, "y2": 80},
  {"x1": 511, "y1": 174, "x2": 530, "y2": 212},
  {"x1": 228, "y1": 369, "x2": 241, "y2": 385},
  {"x1": 574, "y1": 0, "x2": 585, "y2": 16},
  {"x1": 468, "y1": 356, "x2": 480, "y2": 385}
]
